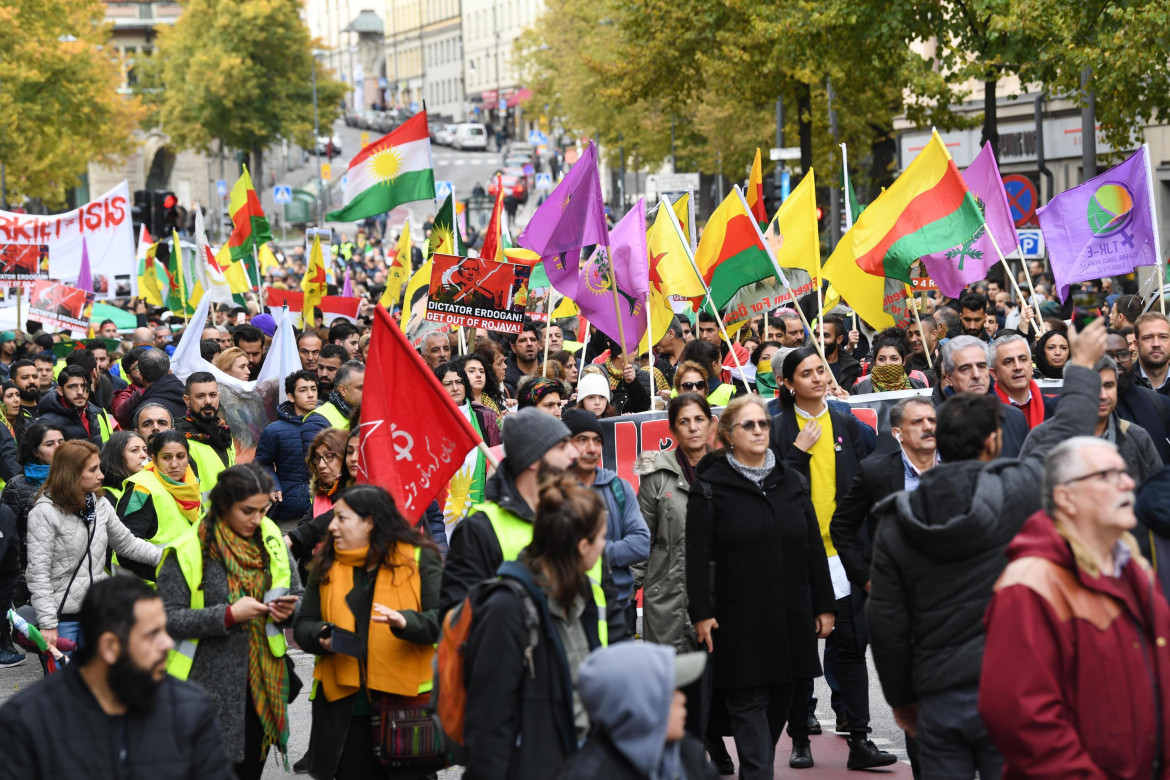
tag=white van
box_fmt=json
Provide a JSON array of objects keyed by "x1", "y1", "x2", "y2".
[{"x1": 452, "y1": 123, "x2": 489, "y2": 151}]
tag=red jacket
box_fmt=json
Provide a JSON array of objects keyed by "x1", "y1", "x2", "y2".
[{"x1": 980, "y1": 511, "x2": 1170, "y2": 779}]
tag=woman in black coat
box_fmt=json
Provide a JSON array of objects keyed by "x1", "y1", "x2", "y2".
[
  {"x1": 769, "y1": 347, "x2": 893, "y2": 770},
  {"x1": 686, "y1": 395, "x2": 836, "y2": 780}
]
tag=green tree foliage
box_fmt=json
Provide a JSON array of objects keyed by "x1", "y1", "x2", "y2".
[
  {"x1": 141, "y1": 0, "x2": 346, "y2": 183},
  {"x1": 0, "y1": 0, "x2": 144, "y2": 206}
]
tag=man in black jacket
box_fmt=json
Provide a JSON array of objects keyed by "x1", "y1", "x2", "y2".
[
  {"x1": 866, "y1": 319, "x2": 1105, "y2": 779},
  {"x1": 36, "y1": 365, "x2": 106, "y2": 445},
  {"x1": 818, "y1": 314, "x2": 862, "y2": 391},
  {"x1": 1109, "y1": 328, "x2": 1170, "y2": 462},
  {"x1": 0, "y1": 576, "x2": 232, "y2": 778}
]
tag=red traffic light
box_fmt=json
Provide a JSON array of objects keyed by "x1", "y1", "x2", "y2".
[
  {"x1": 163, "y1": 194, "x2": 177, "y2": 209},
  {"x1": 815, "y1": 206, "x2": 824, "y2": 220}
]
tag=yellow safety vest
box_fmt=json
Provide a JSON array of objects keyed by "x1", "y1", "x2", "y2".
[
  {"x1": 474, "y1": 501, "x2": 609, "y2": 646},
  {"x1": 303, "y1": 401, "x2": 350, "y2": 430},
  {"x1": 188, "y1": 440, "x2": 236, "y2": 504},
  {"x1": 707, "y1": 383, "x2": 735, "y2": 407},
  {"x1": 125, "y1": 469, "x2": 200, "y2": 549},
  {"x1": 161, "y1": 516, "x2": 290, "y2": 681},
  {"x1": 97, "y1": 409, "x2": 112, "y2": 444}
]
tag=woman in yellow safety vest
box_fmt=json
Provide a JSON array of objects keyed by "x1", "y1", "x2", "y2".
[
  {"x1": 294, "y1": 483, "x2": 442, "y2": 778},
  {"x1": 116, "y1": 431, "x2": 202, "y2": 580},
  {"x1": 156, "y1": 463, "x2": 302, "y2": 778},
  {"x1": 99, "y1": 431, "x2": 147, "y2": 507}
]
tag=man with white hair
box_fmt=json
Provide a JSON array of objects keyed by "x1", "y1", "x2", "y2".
[
  {"x1": 979, "y1": 436, "x2": 1170, "y2": 779},
  {"x1": 990, "y1": 333, "x2": 1056, "y2": 428},
  {"x1": 934, "y1": 334, "x2": 1030, "y2": 457}
]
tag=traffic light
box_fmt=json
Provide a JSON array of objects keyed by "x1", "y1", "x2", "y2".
[
  {"x1": 132, "y1": 189, "x2": 151, "y2": 239},
  {"x1": 151, "y1": 190, "x2": 178, "y2": 238},
  {"x1": 816, "y1": 204, "x2": 826, "y2": 232}
]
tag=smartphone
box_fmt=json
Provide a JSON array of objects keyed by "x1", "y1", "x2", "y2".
[
  {"x1": 1071, "y1": 290, "x2": 1099, "y2": 329},
  {"x1": 329, "y1": 626, "x2": 363, "y2": 657}
]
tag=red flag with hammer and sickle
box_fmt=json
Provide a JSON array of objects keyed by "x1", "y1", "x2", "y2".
[{"x1": 354, "y1": 304, "x2": 482, "y2": 519}]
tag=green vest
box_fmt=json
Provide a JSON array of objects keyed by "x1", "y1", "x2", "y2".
[
  {"x1": 125, "y1": 470, "x2": 199, "y2": 549},
  {"x1": 303, "y1": 401, "x2": 350, "y2": 430},
  {"x1": 707, "y1": 383, "x2": 735, "y2": 407},
  {"x1": 96, "y1": 409, "x2": 112, "y2": 444},
  {"x1": 188, "y1": 440, "x2": 236, "y2": 503},
  {"x1": 474, "y1": 501, "x2": 609, "y2": 646},
  {"x1": 161, "y1": 516, "x2": 290, "y2": 681}
]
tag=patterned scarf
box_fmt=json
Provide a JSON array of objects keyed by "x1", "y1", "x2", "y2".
[
  {"x1": 207, "y1": 519, "x2": 289, "y2": 760},
  {"x1": 328, "y1": 389, "x2": 354, "y2": 418},
  {"x1": 144, "y1": 461, "x2": 202, "y2": 523},
  {"x1": 871, "y1": 364, "x2": 911, "y2": 392},
  {"x1": 180, "y1": 411, "x2": 235, "y2": 453}
]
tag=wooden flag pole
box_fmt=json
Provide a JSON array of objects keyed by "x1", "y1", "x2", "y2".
[
  {"x1": 476, "y1": 441, "x2": 499, "y2": 470},
  {"x1": 904, "y1": 283, "x2": 933, "y2": 369},
  {"x1": 541, "y1": 309, "x2": 552, "y2": 376},
  {"x1": 984, "y1": 223, "x2": 1044, "y2": 334}
]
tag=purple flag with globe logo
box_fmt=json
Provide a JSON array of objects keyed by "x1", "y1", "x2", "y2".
[{"x1": 1038, "y1": 145, "x2": 1159, "y2": 302}]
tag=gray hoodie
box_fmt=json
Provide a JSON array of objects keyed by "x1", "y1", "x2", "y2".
[{"x1": 576, "y1": 643, "x2": 682, "y2": 780}]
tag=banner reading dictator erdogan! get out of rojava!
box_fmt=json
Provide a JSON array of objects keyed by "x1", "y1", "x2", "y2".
[
  {"x1": 426, "y1": 253, "x2": 532, "y2": 334},
  {"x1": 0, "y1": 181, "x2": 136, "y2": 298}
]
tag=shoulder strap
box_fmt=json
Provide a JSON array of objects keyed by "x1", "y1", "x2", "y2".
[
  {"x1": 609, "y1": 479, "x2": 626, "y2": 516},
  {"x1": 498, "y1": 579, "x2": 541, "y2": 679},
  {"x1": 697, "y1": 478, "x2": 714, "y2": 502}
]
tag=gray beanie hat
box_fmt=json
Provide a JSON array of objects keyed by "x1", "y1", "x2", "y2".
[{"x1": 503, "y1": 407, "x2": 571, "y2": 478}]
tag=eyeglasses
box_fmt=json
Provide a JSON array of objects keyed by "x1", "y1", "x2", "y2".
[
  {"x1": 1106, "y1": 349, "x2": 1132, "y2": 361},
  {"x1": 733, "y1": 418, "x2": 772, "y2": 433},
  {"x1": 1061, "y1": 467, "x2": 1129, "y2": 487},
  {"x1": 311, "y1": 452, "x2": 339, "y2": 465},
  {"x1": 679, "y1": 381, "x2": 705, "y2": 392}
]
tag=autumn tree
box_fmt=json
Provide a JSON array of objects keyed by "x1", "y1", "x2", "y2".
[
  {"x1": 0, "y1": 0, "x2": 144, "y2": 207},
  {"x1": 140, "y1": 0, "x2": 346, "y2": 188}
]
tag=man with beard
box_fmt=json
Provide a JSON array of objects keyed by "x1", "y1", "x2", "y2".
[
  {"x1": 503, "y1": 319, "x2": 540, "y2": 395},
  {"x1": 817, "y1": 314, "x2": 862, "y2": 391},
  {"x1": 440, "y1": 407, "x2": 628, "y2": 642},
  {"x1": 776, "y1": 309, "x2": 807, "y2": 347},
  {"x1": 231, "y1": 324, "x2": 266, "y2": 380},
  {"x1": 907, "y1": 314, "x2": 942, "y2": 380},
  {"x1": 10, "y1": 359, "x2": 41, "y2": 438},
  {"x1": 959, "y1": 293, "x2": 992, "y2": 342},
  {"x1": 300, "y1": 361, "x2": 363, "y2": 454},
  {"x1": 1108, "y1": 328, "x2": 1170, "y2": 463},
  {"x1": 315, "y1": 343, "x2": 347, "y2": 398},
  {"x1": 177, "y1": 372, "x2": 236, "y2": 502},
  {"x1": 1130, "y1": 312, "x2": 1170, "y2": 395},
  {"x1": 0, "y1": 576, "x2": 233, "y2": 777},
  {"x1": 36, "y1": 366, "x2": 108, "y2": 445},
  {"x1": 826, "y1": 397, "x2": 939, "y2": 775}
]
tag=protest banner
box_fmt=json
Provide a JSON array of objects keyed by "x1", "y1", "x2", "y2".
[
  {"x1": 0, "y1": 243, "x2": 49, "y2": 283},
  {"x1": 28, "y1": 279, "x2": 95, "y2": 337},
  {"x1": 425, "y1": 253, "x2": 532, "y2": 333},
  {"x1": 0, "y1": 181, "x2": 136, "y2": 297}
]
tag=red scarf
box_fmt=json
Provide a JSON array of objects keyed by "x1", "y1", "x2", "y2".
[{"x1": 995, "y1": 380, "x2": 1047, "y2": 429}]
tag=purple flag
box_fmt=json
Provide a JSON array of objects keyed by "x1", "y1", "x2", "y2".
[
  {"x1": 517, "y1": 142, "x2": 609, "y2": 258},
  {"x1": 1039, "y1": 145, "x2": 1159, "y2": 302},
  {"x1": 920, "y1": 142, "x2": 1019, "y2": 298},
  {"x1": 544, "y1": 199, "x2": 649, "y2": 356},
  {"x1": 342, "y1": 268, "x2": 353, "y2": 298},
  {"x1": 77, "y1": 237, "x2": 93, "y2": 293}
]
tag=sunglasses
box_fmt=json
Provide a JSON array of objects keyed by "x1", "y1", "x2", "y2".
[
  {"x1": 679, "y1": 381, "x2": 705, "y2": 392},
  {"x1": 734, "y1": 419, "x2": 772, "y2": 433}
]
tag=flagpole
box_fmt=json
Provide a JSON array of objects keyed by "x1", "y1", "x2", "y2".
[
  {"x1": 542, "y1": 314, "x2": 552, "y2": 376},
  {"x1": 904, "y1": 283, "x2": 933, "y2": 369},
  {"x1": 837, "y1": 145, "x2": 850, "y2": 370},
  {"x1": 476, "y1": 441, "x2": 499, "y2": 470},
  {"x1": 174, "y1": 233, "x2": 188, "y2": 325},
  {"x1": 661, "y1": 197, "x2": 751, "y2": 389},
  {"x1": 984, "y1": 223, "x2": 1043, "y2": 334},
  {"x1": 579, "y1": 317, "x2": 590, "y2": 378},
  {"x1": 605, "y1": 261, "x2": 633, "y2": 367},
  {"x1": 1142, "y1": 144, "x2": 1165, "y2": 315}
]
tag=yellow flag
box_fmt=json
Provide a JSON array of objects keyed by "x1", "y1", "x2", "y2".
[
  {"x1": 403, "y1": 257, "x2": 432, "y2": 313},
  {"x1": 381, "y1": 222, "x2": 413, "y2": 308},
  {"x1": 551, "y1": 295, "x2": 579, "y2": 318},
  {"x1": 302, "y1": 234, "x2": 327, "y2": 326},
  {"x1": 670, "y1": 192, "x2": 692, "y2": 247},
  {"x1": 638, "y1": 286, "x2": 677, "y2": 354},
  {"x1": 258, "y1": 243, "x2": 279, "y2": 273},
  {"x1": 763, "y1": 169, "x2": 821, "y2": 277},
  {"x1": 222, "y1": 261, "x2": 252, "y2": 294},
  {"x1": 138, "y1": 241, "x2": 164, "y2": 307},
  {"x1": 647, "y1": 197, "x2": 705, "y2": 297}
]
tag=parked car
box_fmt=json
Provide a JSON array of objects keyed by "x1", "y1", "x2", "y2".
[
  {"x1": 314, "y1": 135, "x2": 343, "y2": 157},
  {"x1": 487, "y1": 170, "x2": 528, "y2": 204},
  {"x1": 502, "y1": 143, "x2": 539, "y2": 169},
  {"x1": 344, "y1": 108, "x2": 361, "y2": 127},
  {"x1": 452, "y1": 123, "x2": 489, "y2": 151},
  {"x1": 503, "y1": 153, "x2": 536, "y2": 180},
  {"x1": 435, "y1": 124, "x2": 458, "y2": 146}
]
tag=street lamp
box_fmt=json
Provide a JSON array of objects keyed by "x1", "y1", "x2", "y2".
[{"x1": 312, "y1": 49, "x2": 324, "y2": 224}]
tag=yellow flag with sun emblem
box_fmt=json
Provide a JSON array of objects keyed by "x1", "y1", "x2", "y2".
[{"x1": 327, "y1": 112, "x2": 436, "y2": 222}]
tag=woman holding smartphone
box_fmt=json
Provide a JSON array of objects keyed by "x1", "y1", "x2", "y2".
[{"x1": 157, "y1": 463, "x2": 302, "y2": 779}]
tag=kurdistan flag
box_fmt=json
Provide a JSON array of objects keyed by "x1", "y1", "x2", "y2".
[{"x1": 327, "y1": 112, "x2": 436, "y2": 222}]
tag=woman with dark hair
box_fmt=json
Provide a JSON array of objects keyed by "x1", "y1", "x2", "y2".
[
  {"x1": 455, "y1": 353, "x2": 506, "y2": 415},
  {"x1": 1033, "y1": 329, "x2": 1070, "y2": 379},
  {"x1": 1, "y1": 380, "x2": 19, "y2": 439},
  {"x1": 516, "y1": 376, "x2": 566, "y2": 417},
  {"x1": 294, "y1": 484, "x2": 442, "y2": 779},
  {"x1": 687, "y1": 396, "x2": 836, "y2": 779},
  {"x1": 473, "y1": 339, "x2": 512, "y2": 410},
  {"x1": 157, "y1": 463, "x2": 302, "y2": 778},
  {"x1": 25, "y1": 440, "x2": 160, "y2": 667},
  {"x1": 769, "y1": 346, "x2": 890, "y2": 770},
  {"x1": 3, "y1": 423, "x2": 66, "y2": 566},
  {"x1": 850, "y1": 336, "x2": 927, "y2": 394},
  {"x1": 115, "y1": 431, "x2": 201, "y2": 581},
  {"x1": 99, "y1": 430, "x2": 148, "y2": 505},
  {"x1": 434, "y1": 361, "x2": 501, "y2": 539},
  {"x1": 463, "y1": 474, "x2": 609, "y2": 779},
  {"x1": 550, "y1": 349, "x2": 579, "y2": 388}
]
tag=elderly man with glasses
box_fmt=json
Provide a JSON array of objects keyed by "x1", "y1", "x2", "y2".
[{"x1": 979, "y1": 435, "x2": 1170, "y2": 779}]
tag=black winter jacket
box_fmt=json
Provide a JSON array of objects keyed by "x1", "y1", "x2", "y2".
[
  {"x1": 36, "y1": 392, "x2": 103, "y2": 445},
  {"x1": 254, "y1": 401, "x2": 312, "y2": 521},
  {"x1": 0, "y1": 662, "x2": 233, "y2": 779},
  {"x1": 464, "y1": 560, "x2": 603, "y2": 780},
  {"x1": 866, "y1": 363, "x2": 1099, "y2": 708},
  {"x1": 930, "y1": 381, "x2": 1030, "y2": 458},
  {"x1": 556, "y1": 731, "x2": 718, "y2": 780},
  {"x1": 1116, "y1": 375, "x2": 1170, "y2": 463},
  {"x1": 829, "y1": 449, "x2": 906, "y2": 591},
  {"x1": 686, "y1": 452, "x2": 836, "y2": 688},
  {"x1": 131, "y1": 374, "x2": 188, "y2": 429}
]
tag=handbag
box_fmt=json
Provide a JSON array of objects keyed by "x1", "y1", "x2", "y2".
[{"x1": 369, "y1": 691, "x2": 444, "y2": 766}]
